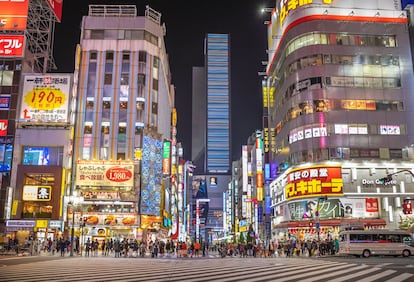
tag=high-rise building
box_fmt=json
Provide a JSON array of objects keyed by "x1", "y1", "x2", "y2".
[
  {"x1": 205, "y1": 34, "x2": 231, "y2": 174},
  {"x1": 265, "y1": 0, "x2": 414, "y2": 241},
  {"x1": 192, "y1": 34, "x2": 231, "y2": 174},
  {"x1": 71, "y1": 5, "x2": 174, "y2": 242},
  {"x1": 190, "y1": 33, "x2": 231, "y2": 242}
]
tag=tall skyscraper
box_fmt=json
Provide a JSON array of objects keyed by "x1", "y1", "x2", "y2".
[
  {"x1": 191, "y1": 34, "x2": 231, "y2": 242},
  {"x1": 192, "y1": 33, "x2": 231, "y2": 174}
]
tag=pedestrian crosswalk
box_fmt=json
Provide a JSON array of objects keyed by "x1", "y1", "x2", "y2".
[{"x1": 1, "y1": 256, "x2": 413, "y2": 282}]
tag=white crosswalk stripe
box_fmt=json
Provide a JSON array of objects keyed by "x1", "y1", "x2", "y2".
[{"x1": 1, "y1": 256, "x2": 413, "y2": 282}]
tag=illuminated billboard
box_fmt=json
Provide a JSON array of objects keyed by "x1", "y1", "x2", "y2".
[
  {"x1": 0, "y1": 0, "x2": 29, "y2": 30},
  {"x1": 140, "y1": 135, "x2": 163, "y2": 216},
  {"x1": 20, "y1": 74, "x2": 71, "y2": 123},
  {"x1": 0, "y1": 120, "x2": 7, "y2": 136},
  {"x1": 75, "y1": 160, "x2": 134, "y2": 187},
  {"x1": 45, "y1": 0, "x2": 63, "y2": 22},
  {"x1": 0, "y1": 35, "x2": 25, "y2": 57},
  {"x1": 285, "y1": 165, "x2": 343, "y2": 200},
  {"x1": 22, "y1": 185, "x2": 52, "y2": 201}
]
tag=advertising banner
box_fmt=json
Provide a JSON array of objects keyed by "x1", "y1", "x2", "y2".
[
  {"x1": 0, "y1": 35, "x2": 25, "y2": 57},
  {"x1": 0, "y1": 120, "x2": 7, "y2": 136},
  {"x1": 75, "y1": 160, "x2": 134, "y2": 187},
  {"x1": 0, "y1": 95, "x2": 10, "y2": 110},
  {"x1": 45, "y1": 0, "x2": 63, "y2": 22},
  {"x1": 285, "y1": 165, "x2": 343, "y2": 200},
  {"x1": 20, "y1": 74, "x2": 71, "y2": 123},
  {"x1": 76, "y1": 213, "x2": 136, "y2": 227},
  {"x1": 0, "y1": 0, "x2": 29, "y2": 30}
]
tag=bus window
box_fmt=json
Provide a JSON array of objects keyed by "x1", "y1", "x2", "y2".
[
  {"x1": 402, "y1": 235, "x2": 413, "y2": 246},
  {"x1": 350, "y1": 234, "x2": 372, "y2": 242},
  {"x1": 387, "y1": 234, "x2": 401, "y2": 243}
]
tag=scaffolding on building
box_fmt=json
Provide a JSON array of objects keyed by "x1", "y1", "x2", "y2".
[{"x1": 26, "y1": 0, "x2": 58, "y2": 73}]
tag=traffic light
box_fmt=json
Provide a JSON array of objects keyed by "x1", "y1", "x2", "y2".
[
  {"x1": 319, "y1": 196, "x2": 328, "y2": 202},
  {"x1": 378, "y1": 175, "x2": 393, "y2": 184},
  {"x1": 403, "y1": 199, "x2": 412, "y2": 215}
]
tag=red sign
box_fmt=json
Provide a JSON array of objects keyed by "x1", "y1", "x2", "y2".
[
  {"x1": 0, "y1": 35, "x2": 25, "y2": 57},
  {"x1": 285, "y1": 165, "x2": 343, "y2": 200},
  {"x1": 366, "y1": 198, "x2": 379, "y2": 213},
  {"x1": 0, "y1": 0, "x2": 29, "y2": 30},
  {"x1": 105, "y1": 166, "x2": 133, "y2": 182},
  {"x1": 45, "y1": 0, "x2": 63, "y2": 22},
  {"x1": 0, "y1": 120, "x2": 8, "y2": 136}
]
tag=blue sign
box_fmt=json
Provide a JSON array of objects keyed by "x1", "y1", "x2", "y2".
[{"x1": 402, "y1": 0, "x2": 414, "y2": 9}]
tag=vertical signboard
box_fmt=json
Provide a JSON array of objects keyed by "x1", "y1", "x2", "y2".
[
  {"x1": 162, "y1": 140, "x2": 171, "y2": 175},
  {"x1": 256, "y1": 136, "x2": 264, "y2": 201},
  {"x1": 0, "y1": 120, "x2": 8, "y2": 136}
]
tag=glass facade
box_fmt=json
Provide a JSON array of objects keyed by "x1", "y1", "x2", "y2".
[
  {"x1": 267, "y1": 27, "x2": 411, "y2": 171},
  {"x1": 206, "y1": 34, "x2": 231, "y2": 173}
]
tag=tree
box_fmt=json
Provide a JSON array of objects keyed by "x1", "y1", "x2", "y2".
[
  {"x1": 239, "y1": 232, "x2": 246, "y2": 244},
  {"x1": 246, "y1": 224, "x2": 255, "y2": 244}
]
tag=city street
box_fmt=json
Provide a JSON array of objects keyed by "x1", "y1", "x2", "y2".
[{"x1": 1, "y1": 254, "x2": 414, "y2": 282}]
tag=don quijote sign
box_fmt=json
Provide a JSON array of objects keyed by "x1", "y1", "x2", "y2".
[{"x1": 362, "y1": 178, "x2": 397, "y2": 186}]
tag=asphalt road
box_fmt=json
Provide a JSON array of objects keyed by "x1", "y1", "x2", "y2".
[{"x1": 1, "y1": 253, "x2": 414, "y2": 281}]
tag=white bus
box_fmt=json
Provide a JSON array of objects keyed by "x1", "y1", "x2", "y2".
[{"x1": 338, "y1": 229, "x2": 414, "y2": 258}]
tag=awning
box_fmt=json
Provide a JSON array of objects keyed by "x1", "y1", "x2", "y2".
[
  {"x1": 6, "y1": 227, "x2": 33, "y2": 232},
  {"x1": 274, "y1": 218, "x2": 386, "y2": 229}
]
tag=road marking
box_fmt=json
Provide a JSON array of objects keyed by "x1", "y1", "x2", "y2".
[
  {"x1": 386, "y1": 273, "x2": 414, "y2": 282},
  {"x1": 354, "y1": 270, "x2": 396, "y2": 282}
]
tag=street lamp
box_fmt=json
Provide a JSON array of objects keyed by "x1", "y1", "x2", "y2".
[
  {"x1": 67, "y1": 195, "x2": 84, "y2": 256},
  {"x1": 79, "y1": 216, "x2": 86, "y2": 256}
]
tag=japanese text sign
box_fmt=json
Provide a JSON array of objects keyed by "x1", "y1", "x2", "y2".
[
  {"x1": 20, "y1": 74, "x2": 71, "y2": 123},
  {"x1": 0, "y1": 35, "x2": 24, "y2": 57},
  {"x1": 75, "y1": 160, "x2": 134, "y2": 187},
  {"x1": 22, "y1": 185, "x2": 52, "y2": 201},
  {"x1": 285, "y1": 165, "x2": 343, "y2": 200}
]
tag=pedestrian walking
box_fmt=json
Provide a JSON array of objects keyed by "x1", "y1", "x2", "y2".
[{"x1": 85, "y1": 238, "x2": 91, "y2": 257}]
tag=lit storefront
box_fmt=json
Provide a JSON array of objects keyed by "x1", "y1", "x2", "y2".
[
  {"x1": 8, "y1": 165, "x2": 64, "y2": 242},
  {"x1": 73, "y1": 160, "x2": 137, "y2": 243},
  {"x1": 270, "y1": 163, "x2": 414, "y2": 241}
]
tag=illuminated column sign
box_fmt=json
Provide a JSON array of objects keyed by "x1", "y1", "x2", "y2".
[
  {"x1": 162, "y1": 140, "x2": 171, "y2": 175},
  {"x1": 256, "y1": 136, "x2": 264, "y2": 201}
]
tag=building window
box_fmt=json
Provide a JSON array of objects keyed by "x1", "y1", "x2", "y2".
[
  {"x1": 102, "y1": 99, "x2": 111, "y2": 121},
  {"x1": 90, "y1": 30, "x2": 104, "y2": 39}
]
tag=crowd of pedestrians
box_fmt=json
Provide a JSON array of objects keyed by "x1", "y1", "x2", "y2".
[
  {"x1": 213, "y1": 237, "x2": 340, "y2": 258},
  {"x1": 2, "y1": 235, "x2": 340, "y2": 259}
]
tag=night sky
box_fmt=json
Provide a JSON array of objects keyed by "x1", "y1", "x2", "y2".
[{"x1": 53, "y1": 0, "x2": 272, "y2": 161}]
